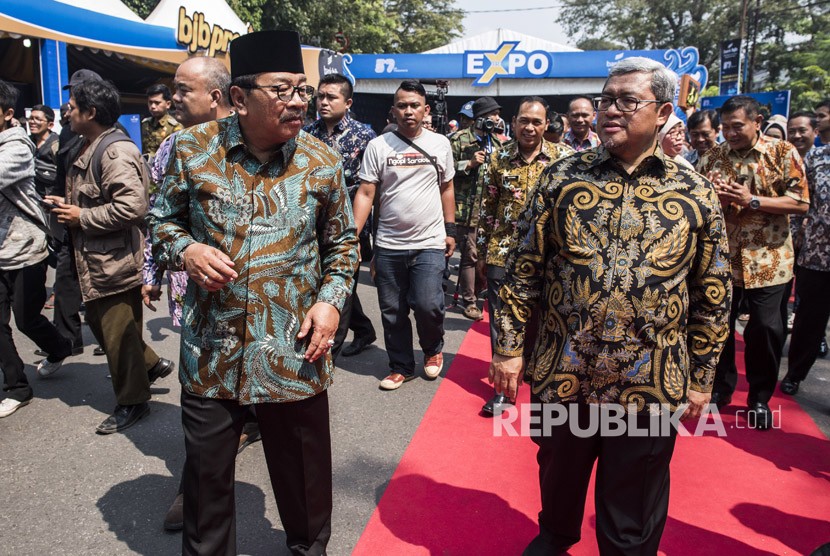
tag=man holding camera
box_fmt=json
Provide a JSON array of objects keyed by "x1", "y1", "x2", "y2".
[{"x1": 450, "y1": 97, "x2": 506, "y2": 320}]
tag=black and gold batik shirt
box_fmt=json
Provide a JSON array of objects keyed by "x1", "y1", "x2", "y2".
[{"x1": 495, "y1": 146, "x2": 732, "y2": 411}]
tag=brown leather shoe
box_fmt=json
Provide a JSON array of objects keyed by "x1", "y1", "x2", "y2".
[{"x1": 379, "y1": 372, "x2": 415, "y2": 390}]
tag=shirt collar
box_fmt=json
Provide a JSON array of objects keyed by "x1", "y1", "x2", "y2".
[
  {"x1": 224, "y1": 113, "x2": 297, "y2": 165},
  {"x1": 589, "y1": 144, "x2": 668, "y2": 176},
  {"x1": 507, "y1": 139, "x2": 554, "y2": 165}
]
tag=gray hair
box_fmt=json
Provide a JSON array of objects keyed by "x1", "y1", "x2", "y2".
[{"x1": 608, "y1": 57, "x2": 677, "y2": 103}]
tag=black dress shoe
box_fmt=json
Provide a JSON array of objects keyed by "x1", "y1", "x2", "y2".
[
  {"x1": 96, "y1": 402, "x2": 150, "y2": 435},
  {"x1": 148, "y1": 358, "x2": 175, "y2": 384},
  {"x1": 710, "y1": 391, "x2": 732, "y2": 409},
  {"x1": 820, "y1": 337, "x2": 828, "y2": 358},
  {"x1": 238, "y1": 421, "x2": 261, "y2": 454},
  {"x1": 163, "y1": 493, "x2": 184, "y2": 532},
  {"x1": 481, "y1": 393, "x2": 514, "y2": 416},
  {"x1": 748, "y1": 402, "x2": 772, "y2": 430},
  {"x1": 93, "y1": 346, "x2": 106, "y2": 356},
  {"x1": 780, "y1": 378, "x2": 800, "y2": 395},
  {"x1": 341, "y1": 334, "x2": 377, "y2": 357}
]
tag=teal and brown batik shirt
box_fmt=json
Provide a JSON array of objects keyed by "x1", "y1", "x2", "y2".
[
  {"x1": 495, "y1": 146, "x2": 732, "y2": 411},
  {"x1": 148, "y1": 115, "x2": 358, "y2": 404}
]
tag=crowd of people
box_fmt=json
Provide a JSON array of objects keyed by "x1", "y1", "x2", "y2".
[{"x1": 0, "y1": 28, "x2": 828, "y2": 555}]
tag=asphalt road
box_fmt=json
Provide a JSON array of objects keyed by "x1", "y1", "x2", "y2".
[{"x1": 1, "y1": 263, "x2": 828, "y2": 555}]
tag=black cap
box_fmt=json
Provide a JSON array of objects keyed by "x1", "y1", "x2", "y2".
[
  {"x1": 473, "y1": 97, "x2": 501, "y2": 118},
  {"x1": 230, "y1": 31, "x2": 305, "y2": 80},
  {"x1": 63, "y1": 69, "x2": 103, "y2": 90}
]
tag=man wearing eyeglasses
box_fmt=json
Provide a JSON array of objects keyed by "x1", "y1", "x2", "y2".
[
  {"x1": 28, "y1": 105, "x2": 59, "y2": 197},
  {"x1": 489, "y1": 57, "x2": 731, "y2": 555},
  {"x1": 148, "y1": 30, "x2": 358, "y2": 556}
]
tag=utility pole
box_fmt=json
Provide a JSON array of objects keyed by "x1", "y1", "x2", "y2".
[
  {"x1": 739, "y1": 0, "x2": 750, "y2": 92},
  {"x1": 746, "y1": 0, "x2": 761, "y2": 92}
]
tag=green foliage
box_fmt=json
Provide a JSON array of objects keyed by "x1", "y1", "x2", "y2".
[
  {"x1": 577, "y1": 38, "x2": 625, "y2": 51},
  {"x1": 125, "y1": 0, "x2": 462, "y2": 53},
  {"x1": 122, "y1": 0, "x2": 159, "y2": 19},
  {"x1": 558, "y1": 0, "x2": 830, "y2": 108}
]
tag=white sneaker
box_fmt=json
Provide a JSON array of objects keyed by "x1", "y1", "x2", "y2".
[
  {"x1": 787, "y1": 312, "x2": 796, "y2": 332},
  {"x1": 424, "y1": 352, "x2": 444, "y2": 379},
  {"x1": 0, "y1": 398, "x2": 30, "y2": 418},
  {"x1": 37, "y1": 357, "x2": 65, "y2": 377}
]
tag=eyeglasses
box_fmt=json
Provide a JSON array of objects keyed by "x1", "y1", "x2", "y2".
[
  {"x1": 247, "y1": 84, "x2": 315, "y2": 103},
  {"x1": 593, "y1": 96, "x2": 664, "y2": 113}
]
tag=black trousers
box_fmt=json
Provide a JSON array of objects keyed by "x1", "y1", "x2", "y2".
[
  {"x1": 331, "y1": 263, "x2": 375, "y2": 361},
  {"x1": 0, "y1": 261, "x2": 72, "y2": 402},
  {"x1": 713, "y1": 284, "x2": 787, "y2": 404},
  {"x1": 181, "y1": 389, "x2": 332, "y2": 556},
  {"x1": 52, "y1": 230, "x2": 83, "y2": 350},
  {"x1": 787, "y1": 268, "x2": 830, "y2": 383},
  {"x1": 524, "y1": 402, "x2": 677, "y2": 556}
]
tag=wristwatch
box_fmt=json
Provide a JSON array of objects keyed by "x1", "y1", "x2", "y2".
[{"x1": 749, "y1": 195, "x2": 761, "y2": 210}]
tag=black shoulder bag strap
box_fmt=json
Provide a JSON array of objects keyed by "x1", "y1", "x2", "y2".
[{"x1": 392, "y1": 130, "x2": 442, "y2": 187}]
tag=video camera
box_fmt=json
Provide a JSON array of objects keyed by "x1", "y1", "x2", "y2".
[{"x1": 422, "y1": 79, "x2": 449, "y2": 135}]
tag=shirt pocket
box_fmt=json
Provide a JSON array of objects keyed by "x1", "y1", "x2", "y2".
[
  {"x1": 75, "y1": 181, "x2": 107, "y2": 208},
  {"x1": 84, "y1": 232, "x2": 136, "y2": 288}
]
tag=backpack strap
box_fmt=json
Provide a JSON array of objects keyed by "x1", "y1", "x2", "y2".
[{"x1": 91, "y1": 130, "x2": 132, "y2": 186}]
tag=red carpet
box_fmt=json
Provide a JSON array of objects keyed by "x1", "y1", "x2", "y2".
[{"x1": 353, "y1": 317, "x2": 830, "y2": 555}]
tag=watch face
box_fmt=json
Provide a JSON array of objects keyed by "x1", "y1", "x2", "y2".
[{"x1": 750, "y1": 198, "x2": 761, "y2": 209}]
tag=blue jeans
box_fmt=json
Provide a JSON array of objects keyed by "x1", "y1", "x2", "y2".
[{"x1": 373, "y1": 247, "x2": 446, "y2": 376}]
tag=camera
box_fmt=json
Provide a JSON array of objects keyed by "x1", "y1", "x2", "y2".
[
  {"x1": 475, "y1": 117, "x2": 497, "y2": 133},
  {"x1": 423, "y1": 79, "x2": 450, "y2": 135}
]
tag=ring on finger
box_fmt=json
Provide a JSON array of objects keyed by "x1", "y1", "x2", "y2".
[{"x1": 202, "y1": 274, "x2": 209, "y2": 284}]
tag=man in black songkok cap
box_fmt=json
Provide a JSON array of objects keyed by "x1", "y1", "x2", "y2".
[{"x1": 148, "y1": 30, "x2": 359, "y2": 556}]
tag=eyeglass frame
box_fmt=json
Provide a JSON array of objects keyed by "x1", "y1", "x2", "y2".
[
  {"x1": 244, "y1": 84, "x2": 316, "y2": 103},
  {"x1": 593, "y1": 95, "x2": 667, "y2": 113}
]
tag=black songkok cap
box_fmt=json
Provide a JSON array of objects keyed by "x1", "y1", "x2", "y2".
[{"x1": 230, "y1": 30, "x2": 305, "y2": 80}]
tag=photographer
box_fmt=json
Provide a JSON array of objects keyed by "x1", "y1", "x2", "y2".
[{"x1": 450, "y1": 97, "x2": 506, "y2": 320}]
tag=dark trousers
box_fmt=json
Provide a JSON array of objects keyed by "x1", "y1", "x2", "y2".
[
  {"x1": 713, "y1": 284, "x2": 787, "y2": 404},
  {"x1": 331, "y1": 263, "x2": 376, "y2": 361},
  {"x1": 455, "y1": 225, "x2": 480, "y2": 306},
  {"x1": 52, "y1": 231, "x2": 83, "y2": 350},
  {"x1": 84, "y1": 286, "x2": 159, "y2": 406},
  {"x1": 181, "y1": 389, "x2": 332, "y2": 556},
  {"x1": 373, "y1": 247, "x2": 445, "y2": 376},
  {"x1": 0, "y1": 261, "x2": 72, "y2": 402},
  {"x1": 524, "y1": 402, "x2": 677, "y2": 556},
  {"x1": 787, "y1": 268, "x2": 830, "y2": 383}
]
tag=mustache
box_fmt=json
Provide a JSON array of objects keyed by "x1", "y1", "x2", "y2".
[{"x1": 280, "y1": 110, "x2": 305, "y2": 122}]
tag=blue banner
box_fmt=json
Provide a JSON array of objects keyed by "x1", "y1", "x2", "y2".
[
  {"x1": 701, "y1": 90, "x2": 791, "y2": 118},
  {"x1": 347, "y1": 45, "x2": 708, "y2": 89}
]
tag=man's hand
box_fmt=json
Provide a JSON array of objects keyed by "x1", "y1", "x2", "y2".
[
  {"x1": 467, "y1": 150, "x2": 486, "y2": 170},
  {"x1": 488, "y1": 353, "x2": 524, "y2": 401},
  {"x1": 141, "y1": 285, "x2": 162, "y2": 311},
  {"x1": 297, "y1": 302, "x2": 340, "y2": 362},
  {"x1": 681, "y1": 390, "x2": 712, "y2": 421},
  {"x1": 709, "y1": 171, "x2": 752, "y2": 208},
  {"x1": 45, "y1": 195, "x2": 81, "y2": 228},
  {"x1": 444, "y1": 235, "x2": 456, "y2": 258},
  {"x1": 182, "y1": 243, "x2": 237, "y2": 292}
]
